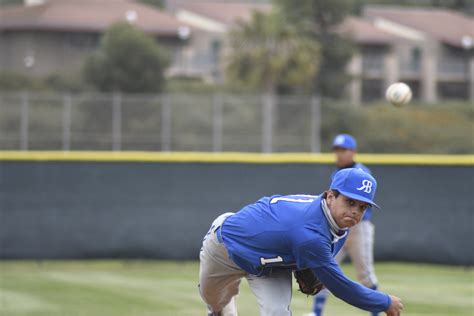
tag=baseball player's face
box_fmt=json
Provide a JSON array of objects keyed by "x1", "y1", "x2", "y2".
[
  {"x1": 333, "y1": 147, "x2": 355, "y2": 168},
  {"x1": 327, "y1": 192, "x2": 369, "y2": 228}
]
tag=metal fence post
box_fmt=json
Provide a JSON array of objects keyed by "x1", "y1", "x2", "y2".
[
  {"x1": 212, "y1": 93, "x2": 223, "y2": 152},
  {"x1": 62, "y1": 93, "x2": 72, "y2": 151},
  {"x1": 161, "y1": 94, "x2": 171, "y2": 151},
  {"x1": 112, "y1": 92, "x2": 122, "y2": 151},
  {"x1": 262, "y1": 93, "x2": 274, "y2": 153},
  {"x1": 20, "y1": 91, "x2": 29, "y2": 151},
  {"x1": 310, "y1": 95, "x2": 321, "y2": 153}
]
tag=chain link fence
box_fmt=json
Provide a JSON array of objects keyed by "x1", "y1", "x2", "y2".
[
  {"x1": 1, "y1": 91, "x2": 472, "y2": 153},
  {"x1": 0, "y1": 92, "x2": 322, "y2": 153}
]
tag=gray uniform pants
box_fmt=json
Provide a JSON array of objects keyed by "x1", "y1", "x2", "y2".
[{"x1": 199, "y1": 213, "x2": 293, "y2": 316}]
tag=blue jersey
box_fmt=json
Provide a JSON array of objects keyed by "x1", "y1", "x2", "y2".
[
  {"x1": 221, "y1": 194, "x2": 390, "y2": 313},
  {"x1": 332, "y1": 162, "x2": 373, "y2": 221},
  {"x1": 222, "y1": 194, "x2": 346, "y2": 276}
]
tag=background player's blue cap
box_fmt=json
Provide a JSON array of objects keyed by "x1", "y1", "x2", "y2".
[
  {"x1": 330, "y1": 168, "x2": 380, "y2": 208},
  {"x1": 332, "y1": 134, "x2": 357, "y2": 150}
]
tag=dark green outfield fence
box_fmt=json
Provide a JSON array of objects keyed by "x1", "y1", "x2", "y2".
[{"x1": 0, "y1": 152, "x2": 473, "y2": 265}]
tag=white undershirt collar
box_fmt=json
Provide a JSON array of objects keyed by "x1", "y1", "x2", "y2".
[{"x1": 321, "y1": 198, "x2": 348, "y2": 243}]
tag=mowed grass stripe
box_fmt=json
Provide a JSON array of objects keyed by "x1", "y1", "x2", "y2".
[
  {"x1": 0, "y1": 261, "x2": 472, "y2": 316},
  {"x1": 44, "y1": 271, "x2": 203, "y2": 308},
  {"x1": 2, "y1": 273, "x2": 162, "y2": 315}
]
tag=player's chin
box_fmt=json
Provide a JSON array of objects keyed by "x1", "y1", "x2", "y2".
[{"x1": 342, "y1": 217, "x2": 358, "y2": 227}]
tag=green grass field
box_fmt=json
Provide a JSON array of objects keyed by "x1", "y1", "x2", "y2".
[{"x1": 0, "y1": 261, "x2": 472, "y2": 316}]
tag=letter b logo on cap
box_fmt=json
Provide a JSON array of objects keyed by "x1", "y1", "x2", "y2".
[{"x1": 356, "y1": 179, "x2": 373, "y2": 193}]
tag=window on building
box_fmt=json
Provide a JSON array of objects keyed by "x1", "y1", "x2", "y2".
[
  {"x1": 210, "y1": 39, "x2": 221, "y2": 64},
  {"x1": 438, "y1": 82, "x2": 469, "y2": 100},
  {"x1": 361, "y1": 79, "x2": 383, "y2": 102},
  {"x1": 65, "y1": 33, "x2": 99, "y2": 49},
  {"x1": 411, "y1": 47, "x2": 421, "y2": 72},
  {"x1": 403, "y1": 80, "x2": 420, "y2": 100},
  {"x1": 361, "y1": 45, "x2": 386, "y2": 78}
]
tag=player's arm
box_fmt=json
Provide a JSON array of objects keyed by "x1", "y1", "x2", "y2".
[
  {"x1": 312, "y1": 261, "x2": 391, "y2": 313},
  {"x1": 296, "y1": 240, "x2": 400, "y2": 314}
]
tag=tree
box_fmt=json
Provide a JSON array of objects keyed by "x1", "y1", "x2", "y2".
[
  {"x1": 226, "y1": 10, "x2": 321, "y2": 95},
  {"x1": 274, "y1": 0, "x2": 355, "y2": 98},
  {"x1": 355, "y1": 0, "x2": 471, "y2": 13},
  {"x1": 226, "y1": 10, "x2": 320, "y2": 152},
  {"x1": 83, "y1": 22, "x2": 169, "y2": 93}
]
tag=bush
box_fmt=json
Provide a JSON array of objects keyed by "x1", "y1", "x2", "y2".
[
  {"x1": 0, "y1": 72, "x2": 89, "y2": 93},
  {"x1": 321, "y1": 100, "x2": 473, "y2": 154},
  {"x1": 0, "y1": 72, "x2": 46, "y2": 91},
  {"x1": 83, "y1": 22, "x2": 169, "y2": 93}
]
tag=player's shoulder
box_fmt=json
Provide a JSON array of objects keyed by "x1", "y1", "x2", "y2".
[
  {"x1": 354, "y1": 162, "x2": 371, "y2": 174},
  {"x1": 269, "y1": 194, "x2": 319, "y2": 205},
  {"x1": 292, "y1": 203, "x2": 331, "y2": 243},
  {"x1": 268, "y1": 195, "x2": 321, "y2": 219}
]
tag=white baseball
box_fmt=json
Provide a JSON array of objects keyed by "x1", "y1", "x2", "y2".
[{"x1": 385, "y1": 82, "x2": 412, "y2": 107}]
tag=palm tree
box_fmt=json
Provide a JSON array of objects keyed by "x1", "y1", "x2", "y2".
[
  {"x1": 226, "y1": 10, "x2": 320, "y2": 152},
  {"x1": 226, "y1": 10, "x2": 320, "y2": 96}
]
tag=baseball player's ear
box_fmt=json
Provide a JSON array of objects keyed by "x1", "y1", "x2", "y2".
[{"x1": 325, "y1": 191, "x2": 334, "y2": 205}]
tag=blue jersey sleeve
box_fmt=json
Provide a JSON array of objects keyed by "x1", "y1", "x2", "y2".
[
  {"x1": 294, "y1": 236, "x2": 333, "y2": 269},
  {"x1": 312, "y1": 261, "x2": 391, "y2": 313},
  {"x1": 294, "y1": 230, "x2": 348, "y2": 269}
]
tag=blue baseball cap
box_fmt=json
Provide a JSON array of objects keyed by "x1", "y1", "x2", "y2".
[
  {"x1": 333, "y1": 134, "x2": 357, "y2": 150},
  {"x1": 330, "y1": 168, "x2": 380, "y2": 208}
]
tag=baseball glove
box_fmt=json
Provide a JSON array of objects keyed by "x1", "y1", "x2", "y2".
[{"x1": 293, "y1": 268, "x2": 325, "y2": 296}]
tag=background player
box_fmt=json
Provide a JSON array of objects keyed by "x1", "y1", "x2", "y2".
[
  {"x1": 198, "y1": 168, "x2": 403, "y2": 316},
  {"x1": 308, "y1": 134, "x2": 381, "y2": 316}
]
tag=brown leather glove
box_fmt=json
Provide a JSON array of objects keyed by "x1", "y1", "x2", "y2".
[{"x1": 294, "y1": 268, "x2": 325, "y2": 296}]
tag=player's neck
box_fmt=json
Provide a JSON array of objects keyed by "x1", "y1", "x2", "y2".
[
  {"x1": 321, "y1": 199, "x2": 348, "y2": 239},
  {"x1": 339, "y1": 161, "x2": 356, "y2": 169}
]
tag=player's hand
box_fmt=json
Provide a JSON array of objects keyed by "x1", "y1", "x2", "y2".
[{"x1": 385, "y1": 295, "x2": 403, "y2": 316}]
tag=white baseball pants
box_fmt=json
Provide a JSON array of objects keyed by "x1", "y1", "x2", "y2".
[{"x1": 199, "y1": 213, "x2": 293, "y2": 316}]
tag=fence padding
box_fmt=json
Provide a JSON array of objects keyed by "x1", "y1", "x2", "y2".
[{"x1": 0, "y1": 160, "x2": 472, "y2": 265}]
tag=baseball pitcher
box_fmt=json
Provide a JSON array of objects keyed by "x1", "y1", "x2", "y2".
[{"x1": 198, "y1": 168, "x2": 403, "y2": 316}]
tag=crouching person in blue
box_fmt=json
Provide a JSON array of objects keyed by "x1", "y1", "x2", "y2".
[{"x1": 198, "y1": 168, "x2": 403, "y2": 316}]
